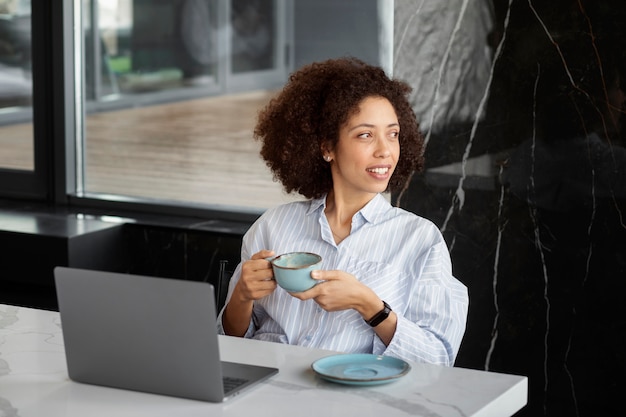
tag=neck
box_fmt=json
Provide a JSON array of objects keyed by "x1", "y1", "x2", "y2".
[
  {"x1": 324, "y1": 190, "x2": 376, "y2": 243},
  {"x1": 326, "y1": 189, "x2": 376, "y2": 218}
]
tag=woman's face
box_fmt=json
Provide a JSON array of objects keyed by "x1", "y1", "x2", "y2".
[{"x1": 327, "y1": 96, "x2": 400, "y2": 199}]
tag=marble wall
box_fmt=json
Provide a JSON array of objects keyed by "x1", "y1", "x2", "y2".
[{"x1": 393, "y1": 1, "x2": 626, "y2": 416}]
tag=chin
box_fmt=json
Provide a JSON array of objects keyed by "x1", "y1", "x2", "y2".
[{"x1": 368, "y1": 185, "x2": 390, "y2": 194}]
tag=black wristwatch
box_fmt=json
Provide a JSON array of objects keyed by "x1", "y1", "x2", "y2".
[{"x1": 365, "y1": 301, "x2": 392, "y2": 327}]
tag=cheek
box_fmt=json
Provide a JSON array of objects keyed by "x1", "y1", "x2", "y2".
[{"x1": 392, "y1": 141, "x2": 401, "y2": 160}]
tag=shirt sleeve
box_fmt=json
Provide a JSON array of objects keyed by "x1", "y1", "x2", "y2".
[
  {"x1": 216, "y1": 268, "x2": 290, "y2": 341},
  {"x1": 216, "y1": 217, "x2": 261, "y2": 337},
  {"x1": 215, "y1": 261, "x2": 258, "y2": 337},
  {"x1": 375, "y1": 240, "x2": 469, "y2": 366}
]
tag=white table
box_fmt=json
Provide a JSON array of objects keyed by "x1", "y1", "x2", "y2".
[{"x1": 0, "y1": 304, "x2": 527, "y2": 417}]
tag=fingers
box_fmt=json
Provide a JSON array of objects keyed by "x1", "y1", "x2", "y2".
[
  {"x1": 310, "y1": 269, "x2": 343, "y2": 281},
  {"x1": 235, "y1": 273, "x2": 276, "y2": 302},
  {"x1": 288, "y1": 285, "x2": 319, "y2": 300},
  {"x1": 245, "y1": 249, "x2": 275, "y2": 278},
  {"x1": 290, "y1": 270, "x2": 339, "y2": 301},
  {"x1": 251, "y1": 249, "x2": 275, "y2": 260},
  {"x1": 291, "y1": 270, "x2": 365, "y2": 312},
  {"x1": 241, "y1": 257, "x2": 273, "y2": 280},
  {"x1": 310, "y1": 270, "x2": 324, "y2": 280},
  {"x1": 288, "y1": 270, "x2": 331, "y2": 300},
  {"x1": 289, "y1": 282, "x2": 339, "y2": 311},
  {"x1": 235, "y1": 250, "x2": 278, "y2": 301}
]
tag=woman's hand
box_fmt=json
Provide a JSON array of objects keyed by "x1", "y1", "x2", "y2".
[
  {"x1": 223, "y1": 249, "x2": 276, "y2": 337},
  {"x1": 290, "y1": 270, "x2": 380, "y2": 317},
  {"x1": 290, "y1": 269, "x2": 398, "y2": 346},
  {"x1": 233, "y1": 249, "x2": 277, "y2": 303}
]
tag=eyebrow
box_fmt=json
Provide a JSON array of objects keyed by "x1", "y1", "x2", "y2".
[{"x1": 347, "y1": 122, "x2": 400, "y2": 132}]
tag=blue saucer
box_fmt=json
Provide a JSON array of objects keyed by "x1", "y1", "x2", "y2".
[{"x1": 311, "y1": 354, "x2": 411, "y2": 386}]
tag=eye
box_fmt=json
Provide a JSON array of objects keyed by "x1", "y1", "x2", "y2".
[
  {"x1": 389, "y1": 130, "x2": 399, "y2": 139},
  {"x1": 357, "y1": 131, "x2": 372, "y2": 139}
]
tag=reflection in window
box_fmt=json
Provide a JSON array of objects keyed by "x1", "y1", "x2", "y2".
[
  {"x1": 84, "y1": 0, "x2": 219, "y2": 99},
  {"x1": 78, "y1": 0, "x2": 385, "y2": 211},
  {"x1": 0, "y1": 0, "x2": 33, "y2": 171},
  {"x1": 80, "y1": 0, "x2": 291, "y2": 210},
  {"x1": 231, "y1": 0, "x2": 274, "y2": 73}
]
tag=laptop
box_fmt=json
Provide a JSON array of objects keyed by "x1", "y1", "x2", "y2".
[{"x1": 53, "y1": 266, "x2": 278, "y2": 402}]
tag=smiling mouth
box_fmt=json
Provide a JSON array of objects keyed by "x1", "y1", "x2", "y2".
[{"x1": 367, "y1": 167, "x2": 389, "y2": 174}]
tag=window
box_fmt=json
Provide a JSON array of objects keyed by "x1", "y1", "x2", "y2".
[
  {"x1": 76, "y1": 0, "x2": 384, "y2": 213},
  {"x1": 0, "y1": 0, "x2": 389, "y2": 214},
  {"x1": 0, "y1": 0, "x2": 54, "y2": 200}
]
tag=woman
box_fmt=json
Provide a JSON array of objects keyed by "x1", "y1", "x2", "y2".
[{"x1": 217, "y1": 57, "x2": 468, "y2": 365}]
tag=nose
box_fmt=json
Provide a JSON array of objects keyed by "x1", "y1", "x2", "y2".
[{"x1": 375, "y1": 139, "x2": 392, "y2": 158}]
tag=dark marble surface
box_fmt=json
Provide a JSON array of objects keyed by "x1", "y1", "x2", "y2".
[{"x1": 394, "y1": 1, "x2": 626, "y2": 416}]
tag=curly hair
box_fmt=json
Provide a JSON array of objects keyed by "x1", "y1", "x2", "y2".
[{"x1": 254, "y1": 57, "x2": 425, "y2": 199}]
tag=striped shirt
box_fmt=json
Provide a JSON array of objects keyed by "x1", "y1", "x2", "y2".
[{"x1": 217, "y1": 193, "x2": 468, "y2": 365}]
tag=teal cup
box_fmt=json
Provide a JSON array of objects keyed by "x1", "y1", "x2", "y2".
[{"x1": 270, "y1": 252, "x2": 322, "y2": 292}]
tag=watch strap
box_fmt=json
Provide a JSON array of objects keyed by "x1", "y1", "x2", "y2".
[{"x1": 365, "y1": 300, "x2": 391, "y2": 327}]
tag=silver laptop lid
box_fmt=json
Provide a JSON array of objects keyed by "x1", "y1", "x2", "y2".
[{"x1": 54, "y1": 266, "x2": 275, "y2": 402}]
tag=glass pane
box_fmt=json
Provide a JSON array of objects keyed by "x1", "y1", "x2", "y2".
[
  {"x1": 0, "y1": 0, "x2": 33, "y2": 171},
  {"x1": 79, "y1": 0, "x2": 383, "y2": 211},
  {"x1": 85, "y1": 0, "x2": 219, "y2": 99},
  {"x1": 231, "y1": 0, "x2": 275, "y2": 73},
  {"x1": 81, "y1": 0, "x2": 293, "y2": 210},
  {"x1": 83, "y1": 89, "x2": 299, "y2": 209}
]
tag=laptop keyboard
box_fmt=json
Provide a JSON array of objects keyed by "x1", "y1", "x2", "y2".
[{"x1": 223, "y1": 376, "x2": 249, "y2": 393}]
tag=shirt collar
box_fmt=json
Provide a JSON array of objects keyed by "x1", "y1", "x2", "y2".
[
  {"x1": 359, "y1": 193, "x2": 392, "y2": 224},
  {"x1": 307, "y1": 195, "x2": 326, "y2": 216},
  {"x1": 306, "y1": 193, "x2": 391, "y2": 225}
]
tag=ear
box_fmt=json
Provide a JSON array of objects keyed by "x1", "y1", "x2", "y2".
[{"x1": 320, "y1": 140, "x2": 334, "y2": 156}]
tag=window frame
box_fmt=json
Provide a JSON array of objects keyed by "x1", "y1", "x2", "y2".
[{"x1": 0, "y1": 1, "x2": 54, "y2": 200}]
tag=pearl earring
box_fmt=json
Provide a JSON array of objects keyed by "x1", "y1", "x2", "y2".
[{"x1": 323, "y1": 155, "x2": 331, "y2": 162}]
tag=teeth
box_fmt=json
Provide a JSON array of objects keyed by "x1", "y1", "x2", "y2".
[{"x1": 368, "y1": 167, "x2": 388, "y2": 174}]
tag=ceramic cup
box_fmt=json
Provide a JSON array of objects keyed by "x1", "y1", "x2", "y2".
[{"x1": 269, "y1": 252, "x2": 322, "y2": 292}]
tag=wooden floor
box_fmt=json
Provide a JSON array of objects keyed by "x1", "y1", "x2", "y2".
[{"x1": 0, "y1": 90, "x2": 304, "y2": 210}]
